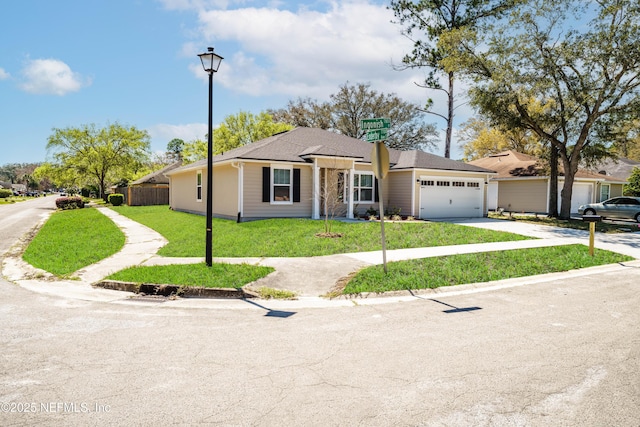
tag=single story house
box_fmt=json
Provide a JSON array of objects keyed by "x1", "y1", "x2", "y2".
[
  {"x1": 114, "y1": 161, "x2": 182, "y2": 206},
  {"x1": 166, "y1": 127, "x2": 496, "y2": 221},
  {"x1": 468, "y1": 150, "x2": 627, "y2": 214},
  {"x1": 130, "y1": 161, "x2": 182, "y2": 188}
]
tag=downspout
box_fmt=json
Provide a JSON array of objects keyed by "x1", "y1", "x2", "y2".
[
  {"x1": 231, "y1": 161, "x2": 244, "y2": 222},
  {"x1": 313, "y1": 158, "x2": 320, "y2": 219},
  {"x1": 411, "y1": 169, "x2": 416, "y2": 217}
]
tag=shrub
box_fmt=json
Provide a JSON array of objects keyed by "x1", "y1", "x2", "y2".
[
  {"x1": 0, "y1": 189, "x2": 12, "y2": 198},
  {"x1": 108, "y1": 193, "x2": 124, "y2": 206},
  {"x1": 55, "y1": 196, "x2": 85, "y2": 210},
  {"x1": 365, "y1": 207, "x2": 378, "y2": 217}
]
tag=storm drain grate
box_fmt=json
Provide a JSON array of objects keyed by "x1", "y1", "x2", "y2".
[{"x1": 127, "y1": 295, "x2": 169, "y2": 303}]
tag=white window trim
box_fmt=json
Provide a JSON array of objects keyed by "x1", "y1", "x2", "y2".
[
  {"x1": 196, "y1": 170, "x2": 203, "y2": 202},
  {"x1": 344, "y1": 171, "x2": 375, "y2": 204},
  {"x1": 600, "y1": 184, "x2": 610, "y2": 202},
  {"x1": 271, "y1": 165, "x2": 293, "y2": 205}
]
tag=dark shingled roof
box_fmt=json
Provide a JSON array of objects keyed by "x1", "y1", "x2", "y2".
[
  {"x1": 130, "y1": 161, "x2": 182, "y2": 185},
  {"x1": 174, "y1": 127, "x2": 494, "y2": 174}
]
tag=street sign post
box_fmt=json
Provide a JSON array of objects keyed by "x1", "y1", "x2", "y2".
[{"x1": 362, "y1": 117, "x2": 392, "y2": 274}]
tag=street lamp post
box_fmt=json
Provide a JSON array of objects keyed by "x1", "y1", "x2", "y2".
[{"x1": 198, "y1": 47, "x2": 223, "y2": 267}]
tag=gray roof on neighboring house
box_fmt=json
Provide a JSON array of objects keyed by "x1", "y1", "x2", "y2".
[
  {"x1": 590, "y1": 157, "x2": 640, "y2": 180},
  {"x1": 170, "y1": 127, "x2": 493, "y2": 174},
  {"x1": 130, "y1": 161, "x2": 182, "y2": 186}
]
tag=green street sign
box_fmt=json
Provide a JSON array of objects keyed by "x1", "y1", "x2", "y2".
[
  {"x1": 361, "y1": 118, "x2": 391, "y2": 130},
  {"x1": 366, "y1": 129, "x2": 388, "y2": 142}
]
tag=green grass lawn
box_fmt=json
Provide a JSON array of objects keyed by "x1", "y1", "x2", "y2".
[
  {"x1": 23, "y1": 207, "x2": 126, "y2": 276},
  {"x1": 106, "y1": 263, "x2": 274, "y2": 288},
  {"x1": 110, "y1": 205, "x2": 532, "y2": 257},
  {"x1": 342, "y1": 244, "x2": 634, "y2": 294},
  {"x1": 23, "y1": 205, "x2": 635, "y2": 295}
]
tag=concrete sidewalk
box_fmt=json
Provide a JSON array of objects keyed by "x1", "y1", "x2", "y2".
[{"x1": 4, "y1": 208, "x2": 640, "y2": 302}]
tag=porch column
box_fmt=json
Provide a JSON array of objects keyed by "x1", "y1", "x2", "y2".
[
  {"x1": 347, "y1": 166, "x2": 355, "y2": 219},
  {"x1": 312, "y1": 159, "x2": 320, "y2": 219}
]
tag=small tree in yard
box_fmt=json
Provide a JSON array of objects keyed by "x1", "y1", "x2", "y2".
[
  {"x1": 624, "y1": 167, "x2": 640, "y2": 197},
  {"x1": 318, "y1": 168, "x2": 346, "y2": 237}
]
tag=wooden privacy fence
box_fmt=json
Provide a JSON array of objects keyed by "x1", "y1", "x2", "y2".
[{"x1": 115, "y1": 186, "x2": 169, "y2": 206}]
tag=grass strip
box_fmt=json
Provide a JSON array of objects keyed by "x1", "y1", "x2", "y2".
[
  {"x1": 106, "y1": 263, "x2": 274, "y2": 288},
  {"x1": 110, "y1": 205, "x2": 532, "y2": 257},
  {"x1": 23, "y1": 208, "x2": 125, "y2": 276},
  {"x1": 343, "y1": 244, "x2": 633, "y2": 294}
]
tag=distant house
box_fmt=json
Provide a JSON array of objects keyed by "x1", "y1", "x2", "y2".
[
  {"x1": 166, "y1": 127, "x2": 496, "y2": 221},
  {"x1": 115, "y1": 162, "x2": 182, "y2": 206},
  {"x1": 468, "y1": 151, "x2": 627, "y2": 214}
]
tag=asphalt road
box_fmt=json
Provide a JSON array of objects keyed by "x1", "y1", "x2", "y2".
[{"x1": 1, "y1": 198, "x2": 639, "y2": 426}]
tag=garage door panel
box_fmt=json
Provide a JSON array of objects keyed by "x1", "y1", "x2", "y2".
[{"x1": 419, "y1": 178, "x2": 483, "y2": 219}]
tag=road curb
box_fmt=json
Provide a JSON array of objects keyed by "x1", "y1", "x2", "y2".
[{"x1": 95, "y1": 279, "x2": 260, "y2": 299}]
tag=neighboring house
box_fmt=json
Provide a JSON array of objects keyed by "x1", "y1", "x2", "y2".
[
  {"x1": 115, "y1": 162, "x2": 182, "y2": 206},
  {"x1": 130, "y1": 161, "x2": 182, "y2": 188},
  {"x1": 166, "y1": 127, "x2": 496, "y2": 221},
  {"x1": 589, "y1": 157, "x2": 640, "y2": 181},
  {"x1": 468, "y1": 150, "x2": 627, "y2": 214}
]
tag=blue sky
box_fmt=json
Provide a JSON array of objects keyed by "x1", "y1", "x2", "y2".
[{"x1": 0, "y1": 0, "x2": 465, "y2": 164}]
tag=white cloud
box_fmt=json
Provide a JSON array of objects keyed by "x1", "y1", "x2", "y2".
[
  {"x1": 20, "y1": 58, "x2": 90, "y2": 95},
  {"x1": 190, "y1": 2, "x2": 425, "y2": 101},
  {"x1": 148, "y1": 123, "x2": 209, "y2": 144},
  {"x1": 0, "y1": 68, "x2": 9, "y2": 80}
]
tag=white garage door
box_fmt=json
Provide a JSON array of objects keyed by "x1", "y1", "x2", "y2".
[
  {"x1": 558, "y1": 182, "x2": 592, "y2": 214},
  {"x1": 419, "y1": 178, "x2": 484, "y2": 219}
]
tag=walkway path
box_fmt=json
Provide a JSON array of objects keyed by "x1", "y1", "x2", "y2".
[{"x1": 4, "y1": 208, "x2": 640, "y2": 301}]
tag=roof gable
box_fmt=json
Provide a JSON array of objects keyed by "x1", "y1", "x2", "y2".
[
  {"x1": 469, "y1": 150, "x2": 627, "y2": 182},
  {"x1": 170, "y1": 127, "x2": 494, "y2": 174}
]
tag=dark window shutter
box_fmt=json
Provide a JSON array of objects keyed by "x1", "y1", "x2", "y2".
[
  {"x1": 262, "y1": 167, "x2": 270, "y2": 202},
  {"x1": 293, "y1": 168, "x2": 301, "y2": 202},
  {"x1": 374, "y1": 178, "x2": 379, "y2": 202}
]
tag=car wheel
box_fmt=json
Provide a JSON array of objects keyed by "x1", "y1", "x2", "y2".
[{"x1": 584, "y1": 209, "x2": 596, "y2": 216}]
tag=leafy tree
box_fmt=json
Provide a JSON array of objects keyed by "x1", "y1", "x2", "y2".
[
  {"x1": 45, "y1": 123, "x2": 151, "y2": 197},
  {"x1": 445, "y1": 0, "x2": 640, "y2": 219},
  {"x1": 389, "y1": 0, "x2": 520, "y2": 158},
  {"x1": 182, "y1": 139, "x2": 207, "y2": 164},
  {"x1": 458, "y1": 117, "x2": 543, "y2": 161},
  {"x1": 270, "y1": 97, "x2": 333, "y2": 130},
  {"x1": 214, "y1": 111, "x2": 292, "y2": 154},
  {"x1": 166, "y1": 138, "x2": 185, "y2": 162},
  {"x1": 624, "y1": 167, "x2": 640, "y2": 196},
  {"x1": 33, "y1": 162, "x2": 81, "y2": 191},
  {"x1": 181, "y1": 112, "x2": 293, "y2": 163},
  {"x1": 610, "y1": 117, "x2": 640, "y2": 161},
  {"x1": 271, "y1": 82, "x2": 438, "y2": 151}
]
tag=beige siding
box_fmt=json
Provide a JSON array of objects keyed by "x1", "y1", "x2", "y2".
[
  {"x1": 169, "y1": 169, "x2": 204, "y2": 215},
  {"x1": 213, "y1": 164, "x2": 238, "y2": 219},
  {"x1": 610, "y1": 184, "x2": 624, "y2": 198},
  {"x1": 498, "y1": 179, "x2": 548, "y2": 212},
  {"x1": 387, "y1": 171, "x2": 413, "y2": 217},
  {"x1": 243, "y1": 162, "x2": 313, "y2": 218}
]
